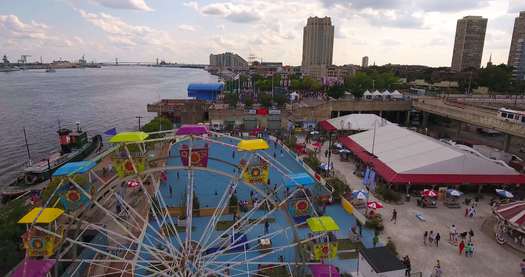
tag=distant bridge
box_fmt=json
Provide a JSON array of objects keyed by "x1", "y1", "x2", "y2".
[{"x1": 100, "y1": 61, "x2": 207, "y2": 69}]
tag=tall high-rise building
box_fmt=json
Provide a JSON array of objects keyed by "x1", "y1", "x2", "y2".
[
  {"x1": 362, "y1": 56, "x2": 369, "y2": 68},
  {"x1": 209, "y1": 52, "x2": 248, "y2": 68},
  {"x1": 508, "y1": 12, "x2": 525, "y2": 80},
  {"x1": 302, "y1": 16, "x2": 334, "y2": 67},
  {"x1": 451, "y1": 16, "x2": 487, "y2": 72}
]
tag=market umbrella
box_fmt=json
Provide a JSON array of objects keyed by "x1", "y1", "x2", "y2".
[
  {"x1": 447, "y1": 189, "x2": 463, "y2": 197},
  {"x1": 312, "y1": 142, "x2": 322, "y2": 148},
  {"x1": 496, "y1": 189, "x2": 514, "y2": 198},
  {"x1": 334, "y1": 143, "x2": 343, "y2": 149},
  {"x1": 310, "y1": 131, "x2": 320, "y2": 135},
  {"x1": 421, "y1": 189, "x2": 437, "y2": 197},
  {"x1": 338, "y1": 148, "x2": 351, "y2": 153},
  {"x1": 320, "y1": 162, "x2": 333, "y2": 171},
  {"x1": 127, "y1": 179, "x2": 140, "y2": 188},
  {"x1": 367, "y1": 201, "x2": 383, "y2": 209},
  {"x1": 352, "y1": 190, "x2": 368, "y2": 200}
]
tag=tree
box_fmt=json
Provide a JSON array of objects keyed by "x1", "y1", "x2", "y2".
[
  {"x1": 327, "y1": 85, "x2": 346, "y2": 99},
  {"x1": 142, "y1": 116, "x2": 173, "y2": 133},
  {"x1": 273, "y1": 93, "x2": 288, "y2": 107},
  {"x1": 478, "y1": 64, "x2": 513, "y2": 94},
  {"x1": 290, "y1": 79, "x2": 303, "y2": 90},
  {"x1": 303, "y1": 76, "x2": 321, "y2": 91},
  {"x1": 224, "y1": 92, "x2": 239, "y2": 108},
  {"x1": 345, "y1": 72, "x2": 373, "y2": 98},
  {"x1": 259, "y1": 93, "x2": 273, "y2": 108},
  {"x1": 0, "y1": 199, "x2": 29, "y2": 275},
  {"x1": 243, "y1": 97, "x2": 254, "y2": 108}
]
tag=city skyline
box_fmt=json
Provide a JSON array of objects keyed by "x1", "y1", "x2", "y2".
[{"x1": 1, "y1": 0, "x2": 525, "y2": 66}]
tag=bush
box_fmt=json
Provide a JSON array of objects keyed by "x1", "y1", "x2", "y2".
[
  {"x1": 224, "y1": 92, "x2": 239, "y2": 108},
  {"x1": 303, "y1": 153, "x2": 321, "y2": 173},
  {"x1": 142, "y1": 116, "x2": 173, "y2": 136},
  {"x1": 376, "y1": 184, "x2": 401, "y2": 203},
  {"x1": 243, "y1": 97, "x2": 254, "y2": 108},
  {"x1": 0, "y1": 199, "x2": 29, "y2": 275},
  {"x1": 386, "y1": 237, "x2": 398, "y2": 256},
  {"x1": 365, "y1": 217, "x2": 384, "y2": 232},
  {"x1": 259, "y1": 93, "x2": 273, "y2": 108},
  {"x1": 326, "y1": 177, "x2": 347, "y2": 199}
]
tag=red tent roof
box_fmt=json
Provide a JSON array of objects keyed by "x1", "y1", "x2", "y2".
[
  {"x1": 340, "y1": 136, "x2": 525, "y2": 185},
  {"x1": 495, "y1": 201, "x2": 525, "y2": 228},
  {"x1": 319, "y1": 120, "x2": 337, "y2": 132}
]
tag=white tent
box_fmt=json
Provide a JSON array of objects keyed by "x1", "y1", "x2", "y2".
[
  {"x1": 352, "y1": 124, "x2": 522, "y2": 175},
  {"x1": 371, "y1": 90, "x2": 383, "y2": 99},
  {"x1": 391, "y1": 90, "x2": 403, "y2": 99},
  {"x1": 383, "y1": 90, "x2": 392, "y2": 99},
  {"x1": 321, "y1": 113, "x2": 391, "y2": 131},
  {"x1": 363, "y1": 90, "x2": 372, "y2": 100}
]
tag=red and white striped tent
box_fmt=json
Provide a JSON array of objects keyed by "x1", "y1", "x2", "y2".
[{"x1": 495, "y1": 201, "x2": 525, "y2": 231}]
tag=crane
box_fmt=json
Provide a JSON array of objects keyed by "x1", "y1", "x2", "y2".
[{"x1": 18, "y1": 55, "x2": 31, "y2": 64}]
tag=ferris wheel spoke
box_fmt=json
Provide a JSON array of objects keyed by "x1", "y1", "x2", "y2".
[
  {"x1": 33, "y1": 225, "x2": 172, "y2": 276},
  {"x1": 152, "y1": 182, "x2": 185, "y2": 250},
  {"x1": 197, "y1": 153, "x2": 252, "y2": 249},
  {"x1": 56, "y1": 189, "x2": 176, "y2": 271},
  {"x1": 58, "y1": 213, "x2": 173, "y2": 260},
  {"x1": 201, "y1": 187, "x2": 302, "y2": 259},
  {"x1": 203, "y1": 223, "x2": 300, "y2": 268}
]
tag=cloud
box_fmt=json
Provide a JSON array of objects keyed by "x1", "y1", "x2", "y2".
[
  {"x1": 417, "y1": 0, "x2": 490, "y2": 12},
  {"x1": 78, "y1": 9, "x2": 177, "y2": 53},
  {"x1": 364, "y1": 10, "x2": 425, "y2": 29},
  {"x1": 320, "y1": 0, "x2": 404, "y2": 10},
  {"x1": 509, "y1": 0, "x2": 525, "y2": 13},
  {"x1": 188, "y1": 2, "x2": 261, "y2": 23},
  {"x1": 177, "y1": 24, "x2": 196, "y2": 31},
  {"x1": 89, "y1": 0, "x2": 153, "y2": 11}
]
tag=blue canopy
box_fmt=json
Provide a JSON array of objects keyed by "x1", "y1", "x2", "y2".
[
  {"x1": 187, "y1": 83, "x2": 224, "y2": 101},
  {"x1": 53, "y1": 161, "x2": 96, "y2": 176},
  {"x1": 285, "y1": 173, "x2": 315, "y2": 188}
]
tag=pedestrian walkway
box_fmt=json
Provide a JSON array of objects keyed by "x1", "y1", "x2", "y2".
[{"x1": 300, "y1": 135, "x2": 523, "y2": 277}]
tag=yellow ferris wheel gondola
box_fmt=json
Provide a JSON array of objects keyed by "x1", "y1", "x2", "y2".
[{"x1": 18, "y1": 208, "x2": 65, "y2": 257}]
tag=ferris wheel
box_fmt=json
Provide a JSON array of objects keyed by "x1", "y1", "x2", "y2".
[{"x1": 15, "y1": 125, "x2": 341, "y2": 277}]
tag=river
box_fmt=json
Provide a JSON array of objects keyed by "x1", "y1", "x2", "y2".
[{"x1": 0, "y1": 66, "x2": 217, "y2": 186}]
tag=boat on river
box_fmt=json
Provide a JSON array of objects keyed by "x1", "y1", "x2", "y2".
[{"x1": 1, "y1": 123, "x2": 102, "y2": 202}]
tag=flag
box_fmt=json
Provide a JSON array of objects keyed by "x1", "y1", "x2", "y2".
[{"x1": 104, "y1": 127, "x2": 117, "y2": 136}]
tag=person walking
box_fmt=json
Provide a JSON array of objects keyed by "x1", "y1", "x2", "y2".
[
  {"x1": 391, "y1": 209, "x2": 397, "y2": 224},
  {"x1": 459, "y1": 240, "x2": 465, "y2": 255},
  {"x1": 468, "y1": 229, "x2": 475, "y2": 242},
  {"x1": 520, "y1": 258, "x2": 525, "y2": 275},
  {"x1": 373, "y1": 234, "x2": 379, "y2": 247},
  {"x1": 424, "y1": 231, "x2": 428, "y2": 246},
  {"x1": 403, "y1": 256, "x2": 411, "y2": 277},
  {"x1": 450, "y1": 224, "x2": 457, "y2": 241},
  {"x1": 435, "y1": 233, "x2": 441, "y2": 247},
  {"x1": 264, "y1": 220, "x2": 270, "y2": 234},
  {"x1": 429, "y1": 230, "x2": 434, "y2": 245},
  {"x1": 432, "y1": 260, "x2": 442, "y2": 277}
]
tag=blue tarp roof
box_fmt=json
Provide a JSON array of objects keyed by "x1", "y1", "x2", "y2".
[
  {"x1": 53, "y1": 161, "x2": 96, "y2": 176},
  {"x1": 187, "y1": 83, "x2": 224, "y2": 101},
  {"x1": 285, "y1": 173, "x2": 315, "y2": 188}
]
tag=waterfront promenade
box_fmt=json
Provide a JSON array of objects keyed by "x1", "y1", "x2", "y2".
[{"x1": 310, "y1": 138, "x2": 523, "y2": 277}]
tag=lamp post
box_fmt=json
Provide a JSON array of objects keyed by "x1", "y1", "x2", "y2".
[
  {"x1": 327, "y1": 131, "x2": 333, "y2": 177},
  {"x1": 136, "y1": 116, "x2": 143, "y2": 130}
]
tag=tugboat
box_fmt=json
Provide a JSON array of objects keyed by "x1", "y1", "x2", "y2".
[{"x1": 1, "y1": 123, "x2": 102, "y2": 202}]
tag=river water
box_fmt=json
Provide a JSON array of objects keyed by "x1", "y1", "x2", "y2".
[{"x1": 0, "y1": 66, "x2": 216, "y2": 186}]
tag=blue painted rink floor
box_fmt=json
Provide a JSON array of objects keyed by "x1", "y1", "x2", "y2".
[{"x1": 137, "y1": 136, "x2": 377, "y2": 276}]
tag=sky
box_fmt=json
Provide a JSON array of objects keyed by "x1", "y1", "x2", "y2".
[{"x1": 1, "y1": 0, "x2": 525, "y2": 66}]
